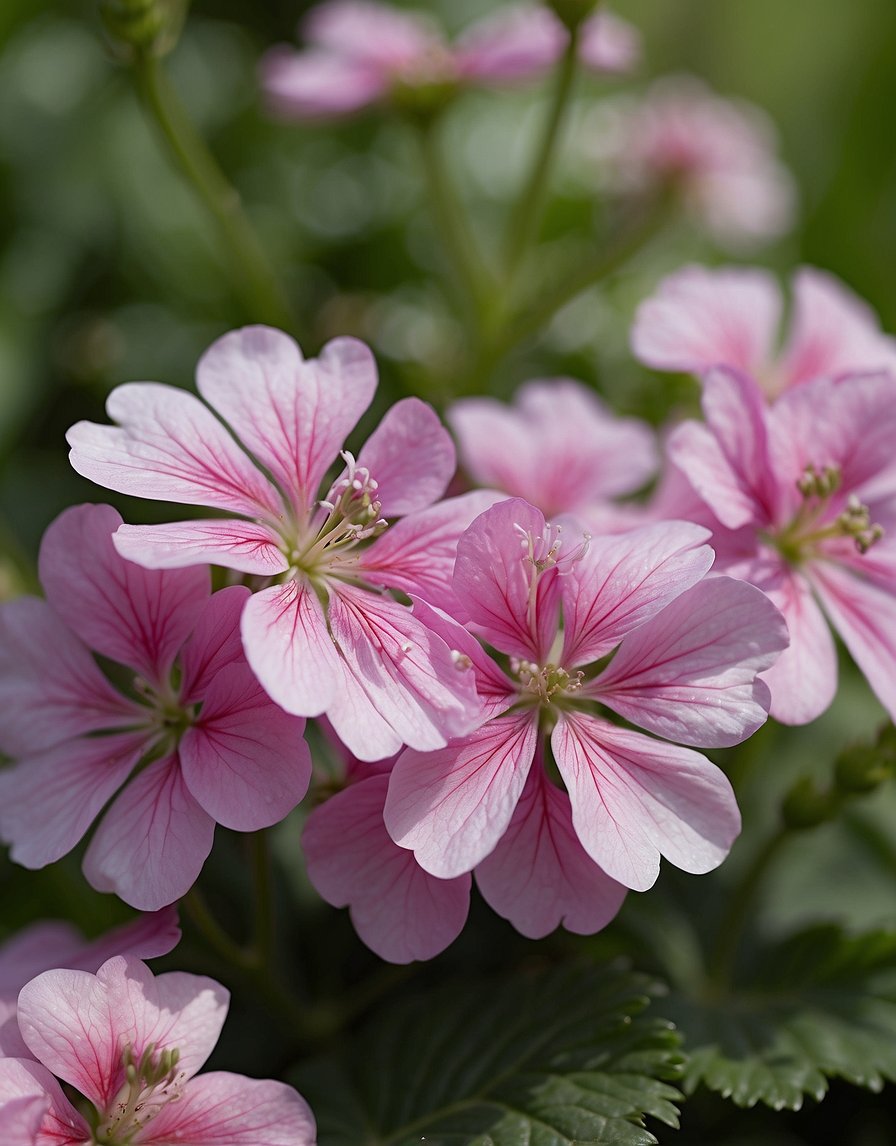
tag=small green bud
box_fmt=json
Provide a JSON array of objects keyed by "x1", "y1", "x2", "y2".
[
  {"x1": 781, "y1": 776, "x2": 837, "y2": 830},
  {"x1": 835, "y1": 744, "x2": 893, "y2": 794},
  {"x1": 99, "y1": 0, "x2": 188, "y2": 59}
]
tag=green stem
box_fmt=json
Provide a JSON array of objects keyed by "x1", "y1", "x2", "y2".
[
  {"x1": 131, "y1": 52, "x2": 295, "y2": 330},
  {"x1": 708, "y1": 825, "x2": 790, "y2": 987},
  {"x1": 183, "y1": 887, "x2": 256, "y2": 971},
  {"x1": 502, "y1": 22, "x2": 581, "y2": 279},
  {"x1": 250, "y1": 829, "x2": 275, "y2": 971}
]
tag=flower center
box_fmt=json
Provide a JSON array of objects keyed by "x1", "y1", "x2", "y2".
[
  {"x1": 511, "y1": 658, "x2": 584, "y2": 706},
  {"x1": 132, "y1": 672, "x2": 197, "y2": 753},
  {"x1": 772, "y1": 463, "x2": 884, "y2": 562},
  {"x1": 94, "y1": 1042, "x2": 185, "y2": 1144}
]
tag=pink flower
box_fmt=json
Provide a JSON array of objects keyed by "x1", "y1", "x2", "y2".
[
  {"x1": 66, "y1": 326, "x2": 483, "y2": 761},
  {"x1": 385, "y1": 499, "x2": 788, "y2": 894},
  {"x1": 0, "y1": 956, "x2": 315, "y2": 1145},
  {"x1": 589, "y1": 75, "x2": 795, "y2": 249},
  {"x1": 0, "y1": 504, "x2": 311, "y2": 910},
  {"x1": 667, "y1": 368, "x2": 896, "y2": 725},
  {"x1": 0, "y1": 910, "x2": 180, "y2": 1060},
  {"x1": 261, "y1": 1, "x2": 639, "y2": 121},
  {"x1": 448, "y1": 378, "x2": 657, "y2": 530},
  {"x1": 632, "y1": 263, "x2": 896, "y2": 399}
]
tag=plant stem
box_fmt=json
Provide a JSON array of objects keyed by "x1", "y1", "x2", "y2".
[
  {"x1": 183, "y1": 886, "x2": 256, "y2": 971},
  {"x1": 250, "y1": 829, "x2": 275, "y2": 971},
  {"x1": 502, "y1": 22, "x2": 581, "y2": 280},
  {"x1": 131, "y1": 52, "x2": 295, "y2": 330}
]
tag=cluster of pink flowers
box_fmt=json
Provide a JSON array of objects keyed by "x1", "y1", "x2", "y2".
[{"x1": 262, "y1": 0, "x2": 640, "y2": 121}]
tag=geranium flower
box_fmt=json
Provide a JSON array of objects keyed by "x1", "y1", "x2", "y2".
[
  {"x1": 667, "y1": 369, "x2": 896, "y2": 724},
  {"x1": 0, "y1": 956, "x2": 315, "y2": 1144},
  {"x1": 448, "y1": 378, "x2": 657, "y2": 530},
  {"x1": 66, "y1": 326, "x2": 483, "y2": 761},
  {"x1": 0, "y1": 504, "x2": 311, "y2": 909},
  {"x1": 589, "y1": 75, "x2": 795, "y2": 249},
  {"x1": 0, "y1": 910, "x2": 179, "y2": 1059},
  {"x1": 632, "y1": 263, "x2": 896, "y2": 399},
  {"x1": 385, "y1": 498, "x2": 787, "y2": 892},
  {"x1": 261, "y1": 0, "x2": 639, "y2": 121}
]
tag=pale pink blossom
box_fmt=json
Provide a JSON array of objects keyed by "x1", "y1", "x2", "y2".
[
  {"x1": 667, "y1": 369, "x2": 896, "y2": 724},
  {"x1": 0, "y1": 956, "x2": 315, "y2": 1145},
  {"x1": 385, "y1": 498, "x2": 787, "y2": 893},
  {"x1": 589, "y1": 75, "x2": 795, "y2": 249},
  {"x1": 261, "y1": 1, "x2": 639, "y2": 121},
  {"x1": 633, "y1": 263, "x2": 896, "y2": 399},
  {"x1": 67, "y1": 327, "x2": 484, "y2": 761},
  {"x1": 0, "y1": 910, "x2": 180, "y2": 1060},
  {"x1": 0, "y1": 504, "x2": 311, "y2": 910},
  {"x1": 448, "y1": 378, "x2": 657, "y2": 530}
]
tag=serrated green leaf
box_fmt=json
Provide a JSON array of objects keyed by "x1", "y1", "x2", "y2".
[
  {"x1": 291, "y1": 965, "x2": 683, "y2": 1146},
  {"x1": 666, "y1": 924, "x2": 896, "y2": 1111}
]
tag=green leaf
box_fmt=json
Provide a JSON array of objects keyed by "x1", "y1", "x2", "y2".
[
  {"x1": 666, "y1": 924, "x2": 896, "y2": 1111},
  {"x1": 291, "y1": 965, "x2": 683, "y2": 1146}
]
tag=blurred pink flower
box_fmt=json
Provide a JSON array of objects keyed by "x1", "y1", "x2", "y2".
[
  {"x1": 261, "y1": 0, "x2": 639, "y2": 120},
  {"x1": 385, "y1": 498, "x2": 787, "y2": 894},
  {"x1": 668, "y1": 369, "x2": 896, "y2": 724},
  {"x1": 0, "y1": 910, "x2": 180, "y2": 1059},
  {"x1": 67, "y1": 326, "x2": 485, "y2": 762},
  {"x1": 0, "y1": 504, "x2": 311, "y2": 910},
  {"x1": 448, "y1": 378, "x2": 657, "y2": 530},
  {"x1": 0, "y1": 956, "x2": 316, "y2": 1145},
  {"x1": 589, "y1": 75, "x2": 795, "y2": 249},
  {"x1": 632, "y1": 264, "x2": 896, "y2": 399}
]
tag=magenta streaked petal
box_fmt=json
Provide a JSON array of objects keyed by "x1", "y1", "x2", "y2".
[
  {"x1": 83, "y1": 757, "x2": 215, "y2": 910},
  {"x1": 592, "y1": 576, "x2": 787, "y2": 747},
  {"x1": 453, "y1": 498, "x2": 562, "y2": 661},
  {"x1": 0, "y1": 1093, "x2": 50, "y2": 1143},
  {"x1": 0, "y1": 1059, "x2": 88, "y2": 1146},
  {"x1": 39, "y1": 504, "x2": 209, "y2": 683},
  {"x1": 0, "y1": 596, "x2": 141, "y2": 757},
  {"x1": 454, "y1": 3, "x2": 565, "y2": 83},
  {"x1": 0, "y1": 732, "x2": 147, "y2": 871},
  {"x1": 354, "y1": 397, "x2": 455, "y2": 518},
  {"x1": 115, "y1": 518, "x2": 287, "y2": 577},
  {"x1": 67, "y1": 382, "x2": 281, "y2": 518},
  {"x1": 178, "y1": 586, "x2": 250, "y2": 702},
  {"x1": 560, "y1": 520, "x2": 713, "y2": 668},
  {"x1": 324, "y1": 664, "x2": 406, "y2": 762},
  {"x1": 475, "y1": 762, "x2": 627, "y2": 939},
  {"x1": 304, "y1": 773, "x2": 470, "y2": 963},
  {"x1": 197, "y1": 329, "x2": 377, "y2": 516},
  {"x1": 140, "y1": 1071, "x2": 316, "y2": 1145},
  {"x1": 384, "y1": 711, "x2": 539, "y2": 878},
  {"x1": 67, "y1": 908, "x2": 182, "y2": 971},
  {"x1": 305, "y1": 0, "x2": 442, "y2": 67},
  {"x1": 552, "y1": 714, "x2": 740, "y2": 891},
  {"x1": 180, "y1": 662, "x2": 310, "y2": 830},
  {"x1": 261, "y1": 46, "x2": 387, "y2": 119},
  {"x1": 241, "y1": 580, "x2": 344, "y2": 718}
]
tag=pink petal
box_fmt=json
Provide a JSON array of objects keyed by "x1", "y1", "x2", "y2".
[
  {"x1": 197, "y1": 328, "x2": 377, "y2": 516},
  {"x1": 17, "y1": 956, "x2": 227, "y2": 1108},
  {"x1": 139, "y1": 1071, "x2": 316, "y2": 1145},
  {"x1": 578, "y1": 9, "x2": 641, "y2": 74},
  {"x1": 305, "y1": 0, "x2": 442, "y2": 68},
  {"x1": 552, "y1": 713, "x2": 740, "y2": 891},
  {"x1": 67, "y1": 382, "x2": 282, "y2": 519},
  {"x1": 178, "y1": 586, "x2": 251, "y2": 702},
  {"x1": 631, "y1": 264, "x2": 781, "y2": 378},
  {"x1": 592, "y1": 576, "x2": 787, "y2": 747},
  {"x1": 454, "y1": 3, "x2": 565, "y2": 84},
  {"x1": 327, "y1": 582, "x2": 480, "y2": 755},
  {"x1": 83, "y1": 757, "x2": 215, "y2": 910},
  {"x1": 240, "y1": 580, "x2": 345, "y2": 717},
  {"x1": 475, "y1": 762, "x2": 627, "y2": 939},
  {"x1": 0, "y1": 925, "x2": 83, "y2": 995},
  {"x1": 114, "y1": 518, "x2": 287, "y2": 577},
  {"x1": 261, "y1": 46, "x2": 387, "y2": 119},
  {"x1": 753, "y1": 564, "x2": 838, "y2": 725},
  {"x1": 68, "y1": 908, "x2": 182, "y2": 970},
  {"x1": 180, "y1": 662, "x2": 311, "y2": 830},
  {"x1": 0, "y1": 733, "x2": 147, "y2": 870},
  {"x1": 354, "y1": 397, "x2": 455, "y2": 518},
  {"x1": 0, "y1": 1059, "x2": 89, "y2": 1146},
  {"x1": 384, "y1": 711, "x2": 539, "y2": 878},
  {"x1": 304, "y1": 774, "x2": 470, "y2": 963},
  {"x1": 560, "y1": 520, "x2": 713, "y2": 668},
  {"x1": 324, "y1": 661, "x2": 406, "y2": 762},
  {"x1": 0, "y1": 597, "x2": 141, "y2": 757},
  {"x1": 358, "y1": 490, "x2": 502, "y2": 612},
  {"x1": 781, "y1": 266, "x2": 896, "y2": 390},
  {"x1": 811, "y1": 559, "x2": 896, "y2": 724},
  {"x1": 453, "y1": 498, "x2": 562, "y2": 661},
  {"x1": 39, "y1": 504, "x2": 209, "y2": 684}
]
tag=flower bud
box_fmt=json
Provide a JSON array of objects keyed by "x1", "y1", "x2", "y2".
[
  {"x1": 834, "y1": 743, "x2": 893, "y2": 794},
  {"x1": 99, "y1": 0, "x2": 187, "y2": 59}
]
